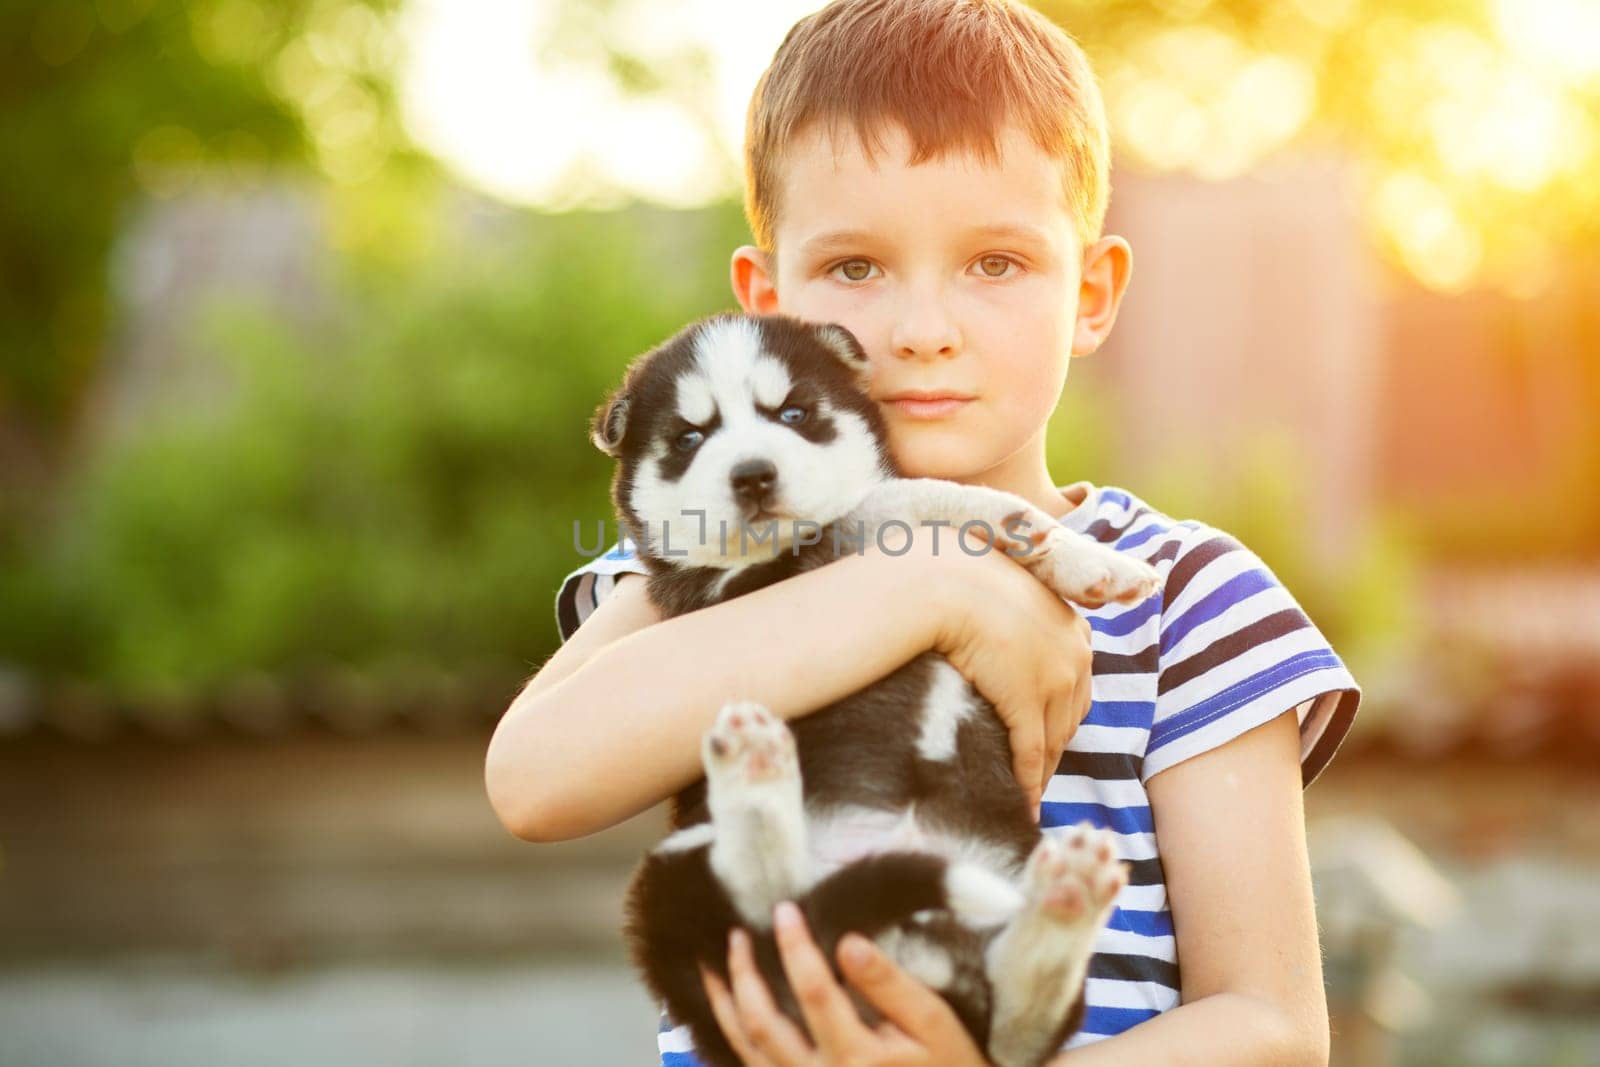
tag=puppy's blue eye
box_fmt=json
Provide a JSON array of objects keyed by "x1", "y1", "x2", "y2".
[
  {"x1": 779, "y1": 406, "x2": 808, "y2": 425},
  {"x1": 675, "y1": 429, "x2": 704, "y2": 452}
]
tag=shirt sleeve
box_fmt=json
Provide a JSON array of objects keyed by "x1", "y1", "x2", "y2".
[
  {"x1": 1144, "y1": 528, "x2": 1361, "y2": 787},
  {"x1": 553, "y1": 535, "x2": 651, "y2": 643}
]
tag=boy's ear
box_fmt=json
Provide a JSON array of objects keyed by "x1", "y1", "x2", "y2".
[
  {"x1": 813, "y1": 323, "x2": 874, "y2": 391},
  {"x1": 1073, "y1": 236, "x2": 1133, "y2": 357},
  {"x1": 590, "y1": 389, "x2": 630, "y2": 458},
  {"x1": 731, "y1": 245, "x2": 780, "y2": 314}
]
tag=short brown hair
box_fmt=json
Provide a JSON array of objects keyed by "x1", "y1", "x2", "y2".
[{"x1": 743, "y1": 0, "x2": 1110, "y2": 256}]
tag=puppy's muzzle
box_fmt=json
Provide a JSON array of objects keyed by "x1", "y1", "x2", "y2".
[{"x1": 730, "y1": 458, "x2": 779, "y2": 513}]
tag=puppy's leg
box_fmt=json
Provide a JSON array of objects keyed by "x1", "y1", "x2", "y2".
[
  {"x1": 984, "y1": 825, "x2": 1128, "y2": 1067},
  {"x1": 703, "y1": 700, "x2": 808, "y2": 928},
  {"x1": 1013, "y1": 525, "x2": 1163, "y2": 608},
  {"x1": 843, "y1": 478, "x2": 1160, "y2": 608},
  {"x1": 846, "y1": 477, "x2": 1044, "y2": 545}
]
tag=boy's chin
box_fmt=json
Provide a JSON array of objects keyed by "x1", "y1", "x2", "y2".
[{"x1": 887, "y1": 435, "x2": 993, "y2": 482}]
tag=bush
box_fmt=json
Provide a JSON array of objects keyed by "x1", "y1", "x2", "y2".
[{"x1": 0, "y1": 201, "x2": 749, "y2": 707}]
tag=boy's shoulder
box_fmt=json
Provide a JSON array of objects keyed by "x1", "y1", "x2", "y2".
[
  {"x1": 1064, "y1": 481, "x2": 1286, "y2": 599},
  {"x1": 1059, "y1": 481, "x2": 1215, "y2": 565},
  {"x1": 1072, "y1": 482, "x2": 1362, "y2": 786}
]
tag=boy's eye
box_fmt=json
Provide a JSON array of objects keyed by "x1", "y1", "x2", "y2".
[
  {"x1": 975, "y1": 255, "x2": 1019, "y2": 278},
  {"x1": 830, "y1": 259, "x2": 877, "y2": 283},
  {"x1": 675, "y1": 428, "x2": 704, "y2": 452}
]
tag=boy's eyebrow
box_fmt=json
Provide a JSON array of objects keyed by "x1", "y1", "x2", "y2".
[
  {"x1": 798, "y1": 229, "x2": 881, "y2": 257},
  {"x1": 960, "y1": 223, "x2": 1053, "y2": 247},
  {"x1": 799, "y1": 223, "x2": 1052, "y2": 258}
]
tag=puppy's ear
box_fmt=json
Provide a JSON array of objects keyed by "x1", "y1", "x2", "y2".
[
  {"x1": 814, "y1": 323, "x2": 873, "y2": 389},
  {"x1": 590, "y1": 389, "x2": 631, "y2": 458}
]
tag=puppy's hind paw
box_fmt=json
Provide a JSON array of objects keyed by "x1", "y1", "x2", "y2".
[
  {"x1": 1024, "y1": 824, "x2": 1127, "y2": 927},
  {"x1": 703, "y1": 701, "x2": 796, "y2": 786}
]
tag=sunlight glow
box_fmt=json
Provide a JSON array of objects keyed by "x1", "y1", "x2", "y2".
[
  {"x1": 1105, "y1": 27, "x2": 1315, "y2": 181},
  {"x1": 390, "y1": 0, "x2": 1599, "y2": 294},
  {"x1": 1375, "y1": 172, "x2": 1482, "y2": 293},
  {"x1": 398, "y1": 0, "x2": 822, "y2": 210},
  {"x1": 1494, "y1": 0, "x2": 1600, "y2": 86}
]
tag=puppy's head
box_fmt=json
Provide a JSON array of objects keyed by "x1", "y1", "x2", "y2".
[{"x1": 593, "y1": 313, "x2": 892, "y2": 568}]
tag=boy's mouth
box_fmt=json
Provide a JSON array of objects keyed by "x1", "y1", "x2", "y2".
[{"x1": 879, "y1": 390, "x2": 975, "y2": 420}]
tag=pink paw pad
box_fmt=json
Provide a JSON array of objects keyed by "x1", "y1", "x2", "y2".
[
  {"x1": 997, "y1": 511, "x2": 1050, "y2": 553},
  {"x1": 704, "y1": 701, "x2": 795, "y2": 783},
  {"x1": 1079, "y1": 578, "x2": 1112, "y2": 607},
  {"x1": 1026, "y1": 823, "x2": 1128, "y2": 923}
]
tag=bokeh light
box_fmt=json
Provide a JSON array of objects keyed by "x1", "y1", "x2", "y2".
[{"x1": 398, "y1": 0, "x2": 824, "y2": 210}]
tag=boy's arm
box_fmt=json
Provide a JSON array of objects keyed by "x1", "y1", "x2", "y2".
[
  {"x1": 1045, "y1": 528, "x2": 1353, "y2": 1064},
  {"x1": 488, "y1": 535, "x2": 1096, "y2": 844},
  {"x1": 518, "y1": 570, "x2": 661, "y2": 702},
  {"x1": 488, "y1": 548, "x2": 942, "y2": 843},
  {"x1": 1047, "y1": 708, "x2": 1328, "y2": 1066}
]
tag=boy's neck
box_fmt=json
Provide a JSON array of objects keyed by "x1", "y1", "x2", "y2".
[{"x1": 955, "y1": 440, "x2": 1084, "y2": 520}]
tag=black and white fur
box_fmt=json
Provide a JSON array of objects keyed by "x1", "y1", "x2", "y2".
[{"x1": 592, "y1": 312, "x2": 1162, "y2": 1067}]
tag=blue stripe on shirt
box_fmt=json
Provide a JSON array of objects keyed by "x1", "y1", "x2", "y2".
[
  {"x1": 1041, "y1": 801, "x2": 1154, "y2": 835},
  {"x1": 1105, "y1": 907, "x2": 1175, "y2": 937},
  {"x1": 1083, "y1": 700, "x2": 1155, "y2": 731},
  {"x1": 1159, "y1": 568, "x2": 1276, "y2": 654},
  {"x1": 1081, "y1": 1004, "x2": 1163, "y2": 1034},
  {"x1": 1150, "y1": 649, "x2": 1343, "y2": 751},
  {"x1": 1114, "y1": 522, "x2": 1170, "y2": 551},
  {"x1": 1088, "y1": 595, "x2": 1162, "y2": 638},
  {"x1": 1099, "y1": 488, "x2": 1134, "y2": 510}
]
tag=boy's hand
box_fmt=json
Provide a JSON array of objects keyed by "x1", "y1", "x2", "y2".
[
  {"x1": 920, "y1": 544, "x2": 1094, "y2": 815},
  {"x1": 701, "y1": 901, "x2": 990, "y2": 1066}
]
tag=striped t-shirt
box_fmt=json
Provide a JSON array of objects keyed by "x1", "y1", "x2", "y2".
[{"x1": 555, "y1": 481, "x2": 1361, "y2": 1062}]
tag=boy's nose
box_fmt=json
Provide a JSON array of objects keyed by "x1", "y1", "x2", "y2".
[{"x1": 891, "y1": 291, "x2": 961, "y2": 360}]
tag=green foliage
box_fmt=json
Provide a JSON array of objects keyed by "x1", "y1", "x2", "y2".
[
  {"x1": 0, "y1": 203, "x2": 750, "y2": 702},
  {"x1": 2, "y1": 1, "x2": 301, "y2": 438},
  {"x1": 0, "y1": 0, "x2": 418, "y2": 456}
]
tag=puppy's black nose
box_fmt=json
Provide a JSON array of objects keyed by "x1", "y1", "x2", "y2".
[{"x1": 730, "y1": 459, "x2": 778, "y2": 502}]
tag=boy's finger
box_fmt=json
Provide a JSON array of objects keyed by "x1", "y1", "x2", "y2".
[
  {"x1": 1041, "y1": 703, "x2": 1063, "y2": 799},
  {"x1": 726, "y1": 927, "x2": 813, "y2": 1064},
  {"x1": 701, "y1": 964, "x2": 777, "y2": 1067},
  {"x1": 1042, "y1": 683, "x2": 1084, "y2": 797},
  {"x1": 772, "y1": 901, "x2": 873, "y2": 1058},
  {"x1": 1072, "y1": 658, "x2": 1093, "y2": 728},
  {"x1": 837, "y1": 933, "x2": 968, "y2": 1046},
  {"x1": 1007, "y1": 715, "x2": 1045, "y2": 814}
]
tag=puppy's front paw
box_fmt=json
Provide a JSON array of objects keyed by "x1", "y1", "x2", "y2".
[
  {"x1": 1025, "y1": 824, "x2": 1127, "y2": 927},
  {"x1": 703, "y1": 701, "x2": 796, "y2": 786},
  {"x1": 992, "y1": 508, "x2": 1057, "y2": 557},
  {"x1": 1024, "y1": 531, "x2": 1162, "y2": 608}
]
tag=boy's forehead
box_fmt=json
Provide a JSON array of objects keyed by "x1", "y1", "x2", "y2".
[{"x1": 774, "y1": 120, "x2": 1077, "y2": 253}]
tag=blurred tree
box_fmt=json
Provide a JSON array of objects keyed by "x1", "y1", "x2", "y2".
[
  {"x1": 0, "y1": 0, "x2": 419, "y2": 490},
  {"x1": 1, "y1": 202, "x2": 751, "y2": 706}
]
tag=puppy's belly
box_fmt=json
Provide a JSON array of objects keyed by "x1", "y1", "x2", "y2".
[{"x1": 805, "y1": 804, "x2": 1022, "y2": 884}]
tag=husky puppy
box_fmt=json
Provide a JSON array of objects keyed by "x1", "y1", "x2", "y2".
[{"x1": 591, "y1": 312, "x2": 1162, "y2": 1067}]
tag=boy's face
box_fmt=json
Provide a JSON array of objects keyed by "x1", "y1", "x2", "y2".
[{"x1": 732, "y1": 120, "x2": 1127, "y2": 485}]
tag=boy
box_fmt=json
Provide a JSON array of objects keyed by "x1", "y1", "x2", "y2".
[{"x1": 487, "y1": 0, "x2": 1360, "y2": 1063}]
